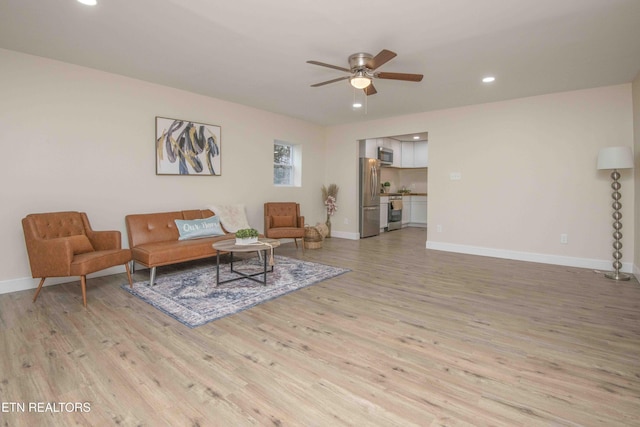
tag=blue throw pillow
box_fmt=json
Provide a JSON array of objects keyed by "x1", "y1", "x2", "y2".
[{"x1": 175, "y1": 216, "x2": 225, "y2": 240}]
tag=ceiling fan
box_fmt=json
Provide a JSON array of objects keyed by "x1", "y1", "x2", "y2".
[{"x1": 307, "y1": 49, "x2": 423, "y2": 96}]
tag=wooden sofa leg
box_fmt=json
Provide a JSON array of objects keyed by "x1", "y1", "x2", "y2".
[
  {"x1": 33, "y1": 277, "x2": 46, "y2": 302},
  {"x1": 124, "y1": 263, "x2": 133, "y2": 288},
  {"x1": 81, "y1": 276, "x2": 88, "y2": 308}
]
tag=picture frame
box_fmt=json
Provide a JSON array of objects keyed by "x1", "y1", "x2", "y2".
[{"x1": 155, "y1": 116, "x2": 221, "y2": 175}]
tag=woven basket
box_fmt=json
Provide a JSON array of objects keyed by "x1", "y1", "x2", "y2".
[
  {"x1": 305, "y1": 240, "x2": 323, "y2": 249},
  {"x1": 304, "y1": 225, "x2": 324, "y2": 249},
  {"x1": 314, "y1": 222, "x2": 329, "y2": 238}
]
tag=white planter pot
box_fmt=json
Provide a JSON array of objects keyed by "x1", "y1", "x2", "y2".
[{"x1": 235, "y1": 237, "x2": 258, "y2": 245}]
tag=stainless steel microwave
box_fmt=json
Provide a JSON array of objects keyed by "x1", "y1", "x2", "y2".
[{"x1": 377, "y1": 146, "x2": 393, "y2": 165}]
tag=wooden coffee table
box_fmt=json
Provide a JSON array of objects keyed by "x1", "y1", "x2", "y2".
[{"x1": 212, "y1": 238, "x2": 280, "y2": 286}]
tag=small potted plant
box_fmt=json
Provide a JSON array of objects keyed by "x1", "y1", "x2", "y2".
[
  {"x1": 235, "y1": 228, "x2": 259, "y2": 245},
  {"x1": 383, "y1": 181, "x2": 391, "y2": 193}
]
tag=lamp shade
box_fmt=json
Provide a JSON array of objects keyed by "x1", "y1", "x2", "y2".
[
  {"x1": 349, "y1": 70, "x2": 371, "y2": 89},
  {"x1": 350, "y1": 75, "x2": 371, "y2": 89},
  {"x1": 596, "y1": 146, "x2": 634, "y2": 170}
]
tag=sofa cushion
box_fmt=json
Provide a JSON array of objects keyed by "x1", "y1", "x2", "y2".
[
  {"x1": 271, "y1": 215, "x2": 294, "y2": 228},
  {"x1": 265, "y1": 227, "x2": 305, "y2": 239},
  {"x1": 131, "y1": 234, "x2": 235, "y2": 267},
  {"x1": 68, "y1": 234, "x2": 95, "y2": 254},
  {"x1": 175, "y1": 216, "x2": 225, "y2": 240}
]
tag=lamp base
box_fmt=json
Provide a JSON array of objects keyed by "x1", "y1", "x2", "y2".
[{"x1": 604, "y1": 271, "x2": 631, "y2": 281}]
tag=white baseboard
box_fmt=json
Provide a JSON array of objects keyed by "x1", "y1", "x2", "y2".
[
  {"x1": 426, "y1": 241, "x2": 634, "y2": 274},
  {"x1": 0, "y1": 265, "x2": 127, "y2": 296},
  {"x1": 330, "y1": 230, "x2": 359, "y2": 240},
  {"x1": 4, "y1": 241, "x2": 634, "y2": 296}
]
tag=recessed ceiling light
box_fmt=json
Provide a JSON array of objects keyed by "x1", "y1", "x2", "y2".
[
  {"x1": 353, "y1": 103, "x2": 362, "y2": 108},
  {"x1": 77, "y1": 0, "x2": 97, "y2": 5},
  {"x1": 482, "y1": 76, "x2": 496, "y2": 83},
  {"x1": 413, "y1": 136, "x2": 420, "y2": 140}
]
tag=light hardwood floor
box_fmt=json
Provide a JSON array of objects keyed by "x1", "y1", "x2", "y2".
[{"x1": 1, "y1": 228, "x2": 639, "y2": 426}]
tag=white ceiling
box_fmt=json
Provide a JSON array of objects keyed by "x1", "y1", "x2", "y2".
[{"x1": 1, "y1": 0, "x2": 639, "y2": 126}]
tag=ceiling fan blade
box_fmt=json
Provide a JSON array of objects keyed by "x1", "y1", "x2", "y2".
[
  {"x1": 364, "y1": 84, "x2": 377, "y2": 96},
  {"x1": 376, "y1": 72, "x2": 423, "y2": 82},
  {"x1": 367, "y1": 49, "x2": 397, "y2": 70},
  {"x1": 310, "y1": 76, "x2": 350, "y2": 87},
  {"x1": 306, "y1": 60, "x2": 350, "y2": 73}
]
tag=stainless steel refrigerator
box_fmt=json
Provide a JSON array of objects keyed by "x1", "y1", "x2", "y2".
[{"x1": 359, "y1": 157, "x2": 381, "y2": 238}]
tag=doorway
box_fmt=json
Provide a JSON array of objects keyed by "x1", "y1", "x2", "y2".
[{"x1": 357, "y1": 132, "x2": 428, "y2": 235}]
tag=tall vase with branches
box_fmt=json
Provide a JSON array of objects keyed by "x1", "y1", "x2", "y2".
[{"x1": 321, "y1": 184, "x2": 339, "y2": 238}]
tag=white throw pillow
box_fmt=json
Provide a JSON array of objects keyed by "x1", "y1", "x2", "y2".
[{"x1": 209, "y1": 204, "x2": 251, "y2": 233}]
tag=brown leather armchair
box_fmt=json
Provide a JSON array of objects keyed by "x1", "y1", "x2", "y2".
[
  {"x1": 22, "y1": 212, "x2": 133, "y2": 307},
  {"x1": 264, "y1": 202, "x2": 305, "y2": 251}
]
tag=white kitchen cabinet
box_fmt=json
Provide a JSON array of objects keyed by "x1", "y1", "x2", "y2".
[
  {"x1": 414, "y1": 141, "x2": 428, "y2": 167},
  {"x1": 380, "y1": 196, "x2": 388, "y2": 229},
  {"x1": 401, "y1": 195, "x2": 411, "y2": 225},
  {"x1": 400, "y1": 141, "x2": 428, "y2": 168},
  {"x1": 364, "y1": 139, "x2": 378, "y2": 158},
  {"x1": 410, "y1": 195, "x2": 427, "y2": 226},
  {"x1": 401, "y1": 141, "x2": 414, "y2": 168}
]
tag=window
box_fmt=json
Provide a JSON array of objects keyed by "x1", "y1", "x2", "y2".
[
  {"x1": 274, "y1": 142, "x2": 293, "y2": 185},
  {"x1": 274, "y1": 140, "x2": 301, "y2": 186}
]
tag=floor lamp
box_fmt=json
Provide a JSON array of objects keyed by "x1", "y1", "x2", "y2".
[{"x1": 596, "y1": 146, "x2": 634, "y2": 281}]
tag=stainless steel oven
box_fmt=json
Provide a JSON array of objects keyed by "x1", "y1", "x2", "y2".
[{"x1": 387, "y1": 194, "x2": 402, "y2": 231}]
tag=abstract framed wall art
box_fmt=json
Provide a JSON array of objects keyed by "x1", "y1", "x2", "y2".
[{"x1": 156, "y1": 117, "x2": 221, "y2": 175}]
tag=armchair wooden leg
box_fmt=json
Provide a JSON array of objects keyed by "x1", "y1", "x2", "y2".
[
  {"x1": 300, "y1": 238, "x2": 305, "y2": 252},
  {"x1": 124, "y1": 263, "x2": 133, "y2": 288},
  {"x1": 80, "y1": 276, "x2": 87, "y2": 308},
  {"x1": 32, "y1": 277, "x2": 46, "y2": 302},
  {"x1": 294, "y1": 238, "x2": 298, "y2": 248}
]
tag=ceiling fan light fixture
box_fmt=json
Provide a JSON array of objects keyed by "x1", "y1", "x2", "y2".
[{"x1": 350, "y1": 72, "x2": 371, "y2": 89}]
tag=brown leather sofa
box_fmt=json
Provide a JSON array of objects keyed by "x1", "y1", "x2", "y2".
[{"x1": 125, "y1": 209, "x2": 235, "y2": 285}]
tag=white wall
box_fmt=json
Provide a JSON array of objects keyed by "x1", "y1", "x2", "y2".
[
  {"x1": 633, "y1": 71, "x2": 640, "y2": 279},
  {"x1": 1, "y1": 47, "x2": 637, "y2": 293},
  {"x1": 0, "y1": 49, "x2": 327, "y2": 291},
  {"x1": 326, "y1": 85, "x2": 635, "y2": 271}
]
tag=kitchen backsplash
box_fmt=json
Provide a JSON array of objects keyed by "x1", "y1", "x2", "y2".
[{"x1": 380, "y1": 167, "x2": 428, "y2": 193}]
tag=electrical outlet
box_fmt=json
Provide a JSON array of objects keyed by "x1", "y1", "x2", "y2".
[
  {"x1": 437, "y1": 224, "x2": 443, "y2": 233},
  {"x1": 560, "y1": 234, "x2": 568, "y2": 244},
  {"x1": 344, "y1": 218, "x2": 349, "y2": 225},
  {"x1": 450, "y1": 172, "x2": 462, "y2": 180}
]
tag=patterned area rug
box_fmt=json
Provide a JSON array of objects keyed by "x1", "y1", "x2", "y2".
[{"x1": 122, "y1": 256, "x2": 349, "y2": 328}]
